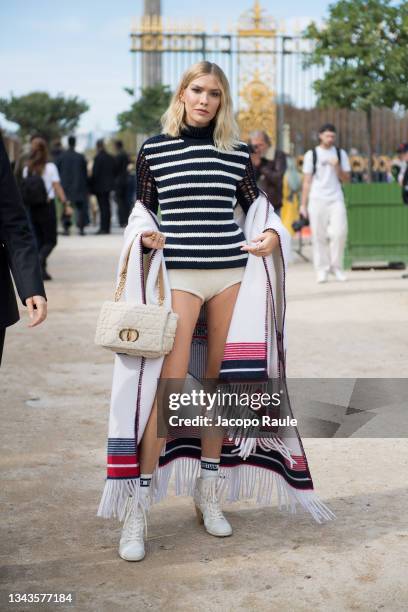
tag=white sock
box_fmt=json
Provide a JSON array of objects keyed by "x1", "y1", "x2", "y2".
[
  {"x1": 140, "y1": 473, "x2": 152, "y2": 498},
  {"x1": 200, "y1": 456, "x2": 220, "y2": 479}
]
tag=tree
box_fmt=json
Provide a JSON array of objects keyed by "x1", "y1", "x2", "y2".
[
  {"x1": 303, "y1": 0, "x2": 408, "y2": 181},
  {"x1": 117, "y1": 85, "x2": 172, "y2": 135},
  {"x1": 0, "y1": 92, "x2": 89, "y2": 142}
]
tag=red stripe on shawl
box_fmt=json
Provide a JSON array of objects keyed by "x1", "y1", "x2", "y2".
[
  {"x1": 107, "y1": 466, "x2": 140, "y2": 478},
  {"x1": 285, "y1": 455, "x2": 308, "y2": 471},
  {"x1": 224, "y1": 343, "x2": 267, "y2": 346},
  {"x1": 108, "y1": 455, "x2": 138, "y2": 464},
  {"x1": 223, "y1": 353, "x2": 266, "y2": 359},
  {"x1": 223, "y1": 342, "x2": 267, "y2": 359}
]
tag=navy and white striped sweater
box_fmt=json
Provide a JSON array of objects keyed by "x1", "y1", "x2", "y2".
[{"x1": 136, "y1": 121, "x2": 260, "y2": 269}]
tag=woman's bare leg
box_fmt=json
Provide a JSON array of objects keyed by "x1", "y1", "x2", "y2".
[
  {"x1": 201, "y1": 282, "x2": 241, "y2": 459},
  {"x1": 139, "y1": 290, "x2": 203, "y2": 473}
]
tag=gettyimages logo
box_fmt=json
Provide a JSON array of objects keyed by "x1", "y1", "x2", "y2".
[
  {"x1": 166, "y1": 388, "x2": 297, "y2": 429},
  {"x1": 156, "y1": 378, "x2": 297, "y2": 439},
  {"x1": 155, "y1": 378, "x2": 408, "y2": 439}
]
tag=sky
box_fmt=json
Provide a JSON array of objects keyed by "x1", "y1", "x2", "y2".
[{"x1": 0, "y1": 1, "x2": 331, "y2": 136}]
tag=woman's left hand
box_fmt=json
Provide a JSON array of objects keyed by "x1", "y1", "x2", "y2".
[{"x1": 240, "y1": 230, "x2": 280, "y2": 257}]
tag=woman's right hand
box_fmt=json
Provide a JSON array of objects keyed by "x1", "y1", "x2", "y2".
[{"x1": 141, "y1": 230, "x2": 166, "y2": 250}]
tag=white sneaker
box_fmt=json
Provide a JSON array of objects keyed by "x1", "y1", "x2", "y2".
[
  {"x1": 317, "y1": 270, "x2": 328, "y2": 283},
  {"x1": 193, "y1": 477, "x2": 232, "y2": 537},
  {"x1": 332, "y1": 268, "x2": 347, "y2": 281},
  {"x1": 118, "y1": 495, "x2": 149, "y2": 561}
]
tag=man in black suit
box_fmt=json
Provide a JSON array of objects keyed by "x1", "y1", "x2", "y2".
[
  {"x1": 91, "y1": 139, "x2": 115, "y2": 234},
  {"x1": 0, "y1": 133, "x2": 47, "y2": 365},
  {"x1": 57, "y1": 135, "x2": 89, "y2": 235},
  {"x1": 113, "y1": 140, "x2": 130, "y2": 228}
]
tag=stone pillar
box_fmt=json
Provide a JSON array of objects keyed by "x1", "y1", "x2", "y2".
[{"x1": 142, "y1": 0, "x2": 162, "y2": 88}]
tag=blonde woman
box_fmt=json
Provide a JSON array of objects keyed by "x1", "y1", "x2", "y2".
[{"x1": 116, "y1": 61, "x2": 280, "y2": 561}]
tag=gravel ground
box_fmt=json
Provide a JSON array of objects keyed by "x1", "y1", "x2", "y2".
[{"x1": 1, "y1": 231, "x2": 407, "y2": 612}]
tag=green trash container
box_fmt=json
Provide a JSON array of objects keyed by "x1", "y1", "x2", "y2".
[{"x1": 343, "y1": 183, "x2": 408, "y2": 269}]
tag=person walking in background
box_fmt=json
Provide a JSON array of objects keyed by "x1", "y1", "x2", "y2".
[
  {"x1": 397, "y1": 143, "x2": 408, "y2": 195},
  {"x1": 399, "y1": 145, "x2": 408, "y2": 279},
  {"x1": 280, "y1": 154, "x2": 302, "y2": 234},
  {"x1": 113, "y1": 140, "x2": 130, "y2": 228},
  {"x1": 21, "y1": 137, "x2": 68, "y2": 280},
  {"x1": 86, "y1": 158, "x2": 99, "y2": 227},
  {"x1": 0, "y1": 133, "x2": 47, "y2": 366},
  {"x1": 300, "y1": 124, "x2": 351, "y2": 284},
  {"x1": 126, "y1": 159, "x2": 136, "y2": 219},
  {"x1": 50, "y1": 139, "x2": 64, "y2": 165},
  {"x1": 248, "y1": 130, "x2": 287, "y2": 217},
  {"x1": 390, "y1": 144, "x2": 406, "y2": 182},
  {"x1": 57, "y1": 135, "x2": 89, "y2": 236},
  {"x1": 91, "y1": 139, "x2": 115, "y2": 235}
]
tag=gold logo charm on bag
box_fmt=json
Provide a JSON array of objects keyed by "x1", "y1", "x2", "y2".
[{"x1": 119, "y1": 328, "x2": 139, "y2": 342}]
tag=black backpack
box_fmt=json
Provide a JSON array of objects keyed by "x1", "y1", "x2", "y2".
[
  {"x1": 20, "y1": 171, "x2": 48, "y2": 208},
  {"x1": 312, "y1": 147, "x2": 342, "y2": 174}
]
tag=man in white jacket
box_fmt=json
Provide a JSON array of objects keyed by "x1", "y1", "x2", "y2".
[{"x1": 300, "y1": 124, "x2": 351, "y2": 283}]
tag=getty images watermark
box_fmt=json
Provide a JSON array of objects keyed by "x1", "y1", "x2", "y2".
[
  {"x1": 163, "y1": 387, "x2": 297, "y2": 430},
  {"x1": 157, "y1": 378, "x2": 408, "y2": 439}
]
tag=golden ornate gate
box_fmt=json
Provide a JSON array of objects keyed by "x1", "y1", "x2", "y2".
[{"x1": 130, "y1": 1, "x2": 279, "y2": 145}]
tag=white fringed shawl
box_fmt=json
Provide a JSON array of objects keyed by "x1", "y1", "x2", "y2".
[{"x1": 97, "y1": 195, "x2": 335, "y2": 524}]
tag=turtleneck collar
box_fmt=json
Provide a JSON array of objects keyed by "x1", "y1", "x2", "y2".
[{"x1": 180, "y1": 120, "x2": 215, "y2": 139}]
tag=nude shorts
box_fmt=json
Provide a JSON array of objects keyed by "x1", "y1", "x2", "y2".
[{"x1": 167, "y1": 266, "x2": 246, "y2": 304}]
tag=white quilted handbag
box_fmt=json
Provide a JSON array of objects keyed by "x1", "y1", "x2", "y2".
[{"x1": 95, "y1": 239, "x2": 178, "y2": 358}]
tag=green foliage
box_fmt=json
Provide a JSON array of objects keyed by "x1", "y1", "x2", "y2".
[
  {"x1": 0, "y1": 91, "x2": 89, "y2": 142},
  {"x1": 117, "y1": 85, "x2": 172, "y2": 134},
  {"x1": 303, "y1": 0, "x2": 408, "y2": 179},
  {"x1": 304, "y1": 0, "x2": 408, "y2": 113}
]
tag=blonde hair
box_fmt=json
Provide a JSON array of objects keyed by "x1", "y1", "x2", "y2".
[{"x1": 161, "y1": 61, "x2": 240, "y2": 151}]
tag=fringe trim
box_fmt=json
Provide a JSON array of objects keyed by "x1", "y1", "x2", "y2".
[
  {"x1": 152, "y1": 457, "x2": 335, "y2": 525},
  {"x1": 96, "y1": 459, "x2": 336, "y2": 525},
  {"x1": 210, "y1": 382, "x2": 298, "y2": 466},
  {"x1": 96, "y1": 478, "x2": 141, "y2": 522},
  {"x1": 230, "y1": 436, "x2": 297, "y2": 466}
]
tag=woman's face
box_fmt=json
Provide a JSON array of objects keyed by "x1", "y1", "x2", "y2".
[{"x1": 181, "y1": 74, "x2": 222, "y2": 127}]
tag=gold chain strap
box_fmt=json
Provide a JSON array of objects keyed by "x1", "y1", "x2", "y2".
[
  {"x1": 156, "y1": 262, "x2": 164, "y2": 306},
  {"x1": 114, "y1": 237, "x2": 164, "y2": 306}
]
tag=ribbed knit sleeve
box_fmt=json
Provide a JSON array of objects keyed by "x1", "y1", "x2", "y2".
[
  {"x1": 235, "y1": 155, "x2": 259, "y2": 214},
  {"x1": 136, "y1": 145, "x2": 160, "y2": 254},
  {"x1": 136, "y1": 146, "x2": 159, "y2": 216}
]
